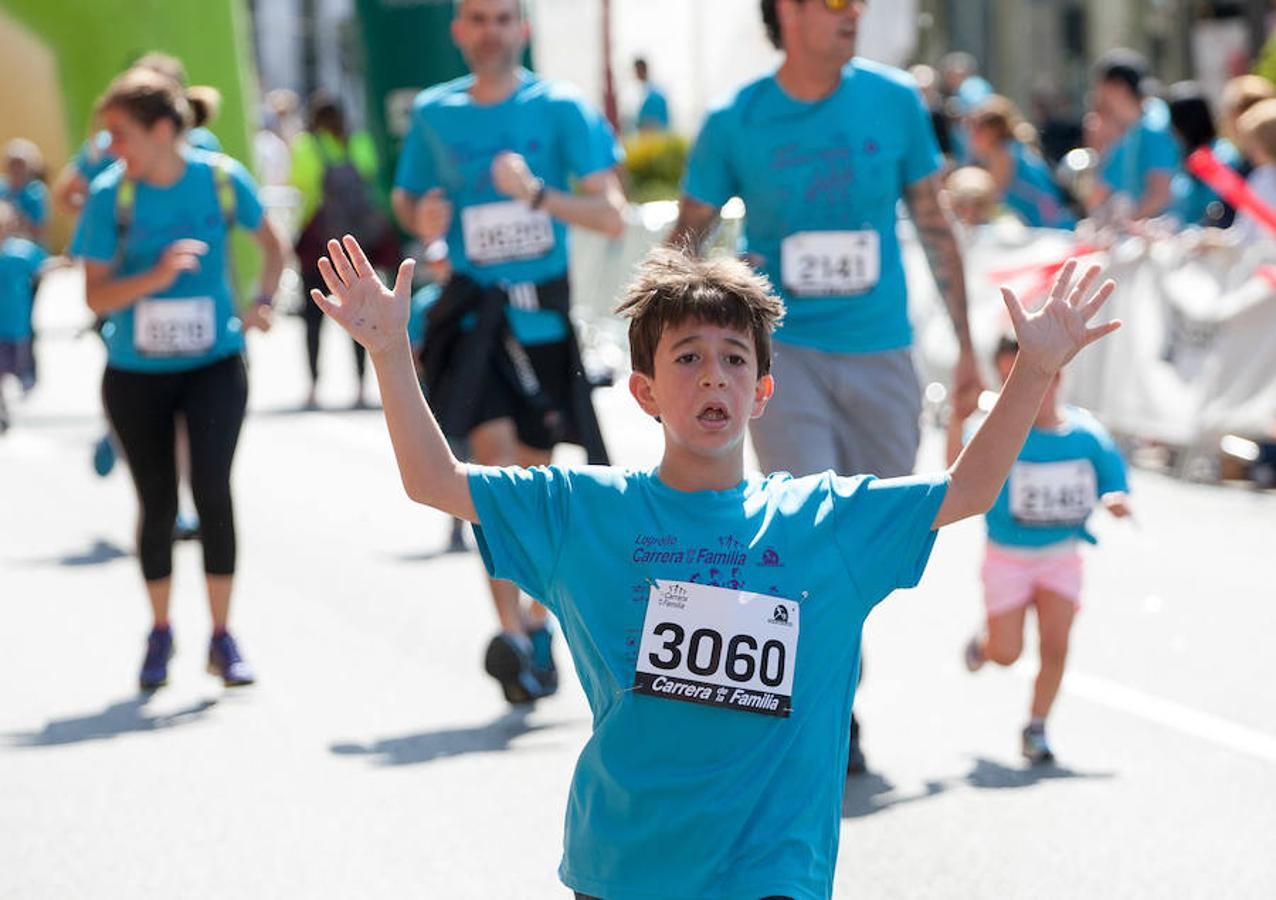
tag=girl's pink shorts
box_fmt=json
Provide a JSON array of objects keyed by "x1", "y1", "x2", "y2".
[{"x1": 981, "y1": 542, "x2": 1083, "y2": 617}]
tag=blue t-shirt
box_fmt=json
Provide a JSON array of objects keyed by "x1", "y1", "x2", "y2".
[
  {"x1": 0, "y1": 237, "x2": 46, "y2": 340},
  {"x1": 0, "y1": 179, "x2": 49, "y2": 229},
  {"x1": 1005, "y1": 142, "x2": 1075, "y2": 229},
  {"x1": 1100, "y1": 99, "x2": 1180, "y2": 207},
  {"x1": 75, "y1": 128, "x2": 223, "y2": 182},
  {"x1": 468, "y1": 464, "x2": 948, "y2": 900},
  {"x1": 682, "y1": 60, "x2": 943, "y2": 354},
  {"x1": 981, "y1": 406, "x2": 1128, "y2": 548},
  {"x1": 637, "y1": 85, "x2": 670, "y2": 130},
  {"x1": 69, "y1": 149, "x2": 263, "y2": 373},
  {"x1": 395, "y1": 69, "x2": 620, "y2": 290},
  {"x1": 1170, "y1": 138, "x2": 1242, "y2": 226}
]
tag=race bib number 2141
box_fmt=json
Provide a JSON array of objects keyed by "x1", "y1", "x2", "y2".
[{"x1": 633, "y1": 580, "x2": 799, "y2": 718}]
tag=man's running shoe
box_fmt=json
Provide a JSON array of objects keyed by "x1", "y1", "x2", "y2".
[
  {"x1": 207, "y1": 632, "x2": 256, "y2": 686},
  {"x1": 173, "y1": 510, "x2": 201, "y2": 542},
  {"x1": 528, "y1": 623, "x2": 559, "y2": 697},
  {"x1": 139, "y1": 626, "x2": 174, "y2": 690},
  {"x1": 964, "y1": 635, "x2": 985, "y2": 673},
  {"x1": 483, "y1": 632, "x2": 543, "y2": 705},
  {"x1": 1022, "y1": 724, "x2": 1055, "y2": 765},
  {"x1": 92, "y1": 433, "x2": 116, "y2": 477}
]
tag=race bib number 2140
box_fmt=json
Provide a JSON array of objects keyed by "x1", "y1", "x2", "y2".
[{"x1": 633, "y1": 580, "x2": 799, "y2": 718}]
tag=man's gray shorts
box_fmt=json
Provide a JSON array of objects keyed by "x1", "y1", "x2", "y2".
[{"x1": 750, "y1": 344, "x2": 921, "y2": 479}]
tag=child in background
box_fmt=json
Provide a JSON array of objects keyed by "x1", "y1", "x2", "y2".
[
  {"x1": 944, "y1": 165, "x2": 1011, "y2": 228},
  {"x1": 0, "y1": 139, "x2": 49, "y2": 243},
  {"x1": 1231, "y1": 98, "x2": 1276, "y2": 246},
  {"x1": 949, "y1": 333, "x2": 1130, "y2": 764},
  {"x1": 0, "y1": 200, "x2": 49, "y2": 432}
]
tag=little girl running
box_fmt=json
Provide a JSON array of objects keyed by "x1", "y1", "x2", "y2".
[{"x1": 948, "y1": 333, "x2": 1130, "y2": 764}]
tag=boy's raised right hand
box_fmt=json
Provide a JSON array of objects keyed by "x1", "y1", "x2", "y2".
[
  {"x1": 1001, "y1": 259, "x2": 1119, "y2": 378},
  {"x1": 311, "y1": 235, "x2": 416, "y2": 357}
]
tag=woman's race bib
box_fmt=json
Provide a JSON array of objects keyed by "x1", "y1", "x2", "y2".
[
  {"x1": 633, "y1": 580, "x2": 800, "y2": 718},
  {"x1": 133, "y1": 297, "x2": 216, "y2": 357},
  {"x1": 1009, "y1": 460, "x2": 1097, "y2": 527},
  {"x1": 780, "y1": 230, "x2": 880, "y2": 296},
  {"x1": 461, "y1": 200, "x2": 555, "y2": 265}
]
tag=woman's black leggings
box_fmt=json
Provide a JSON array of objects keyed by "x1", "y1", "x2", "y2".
[{"x1": 103, "y1": 354, "x2": 248, "y2": 581}]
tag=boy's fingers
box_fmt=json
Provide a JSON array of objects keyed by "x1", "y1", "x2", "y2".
[
  {"x1": 392, "y1": 258, "x2": 416, "y2": 300},
  {"x1": 1080, "y1": 279, "x2": 1117, "y2": 320},
  {"x1": 317, "y1": 256, "x2": 345, "y2": 300},
  {"x1": 1067, "y1": 264, "x2": 1102, "y2": 308},
  {"x1": 343, "y1": 234, "x2": 375, "y2": 278},
  {"x1": 1049, "y1": 259, "x2": 1078, "y2": 303},
  {"x1": 999, "y1": 286, "x2": 1027, "y2": 328},
  {"x1": 326, "y1": 238, "x2": 357, "y2": 287},
  {"x1": 1082, "y1": 318, "x2": 1122, "y2": 346}
]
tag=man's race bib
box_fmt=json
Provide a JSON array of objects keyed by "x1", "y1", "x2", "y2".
[
  {"x1": 781, "y1": 230, "x2": 880, "y2": 296},
  {"x1": 461, "y1": 201, "x2": 555, "y2": 265},
  {"x1": 134, "y1": 297, "x2": 216, "y2": 357},
  {"x1": 1009, "y1": 460, "x2": 1097, "y2": 527},
  {"x1": 633, "y1": 580, "x2": 799, "y2": 718}
]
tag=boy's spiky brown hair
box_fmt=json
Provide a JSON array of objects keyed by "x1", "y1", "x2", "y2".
[{"x1": 615, "y1": 247, "x2": 785, "y2": 377}]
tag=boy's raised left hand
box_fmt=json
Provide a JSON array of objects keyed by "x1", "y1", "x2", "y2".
[
  {"x1": 311, "y1": 235, "x2": 416, "y2": 357},
  {"x1": 1002, "y1": 259, "x2": 1120, "y2": 378}
]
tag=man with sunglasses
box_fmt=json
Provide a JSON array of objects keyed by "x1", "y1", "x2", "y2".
[{"x1": 670, "y1": 0, "x2": 979, "y2": 776}]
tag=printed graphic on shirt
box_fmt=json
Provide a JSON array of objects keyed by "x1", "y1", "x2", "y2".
[{"x1": 633, "y1": 580, "x2": 800, "y2": 718}]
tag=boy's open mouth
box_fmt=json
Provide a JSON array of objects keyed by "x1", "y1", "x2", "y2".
[{"x1": 697, "y1": 403, "x2": 729, "y2": 423}]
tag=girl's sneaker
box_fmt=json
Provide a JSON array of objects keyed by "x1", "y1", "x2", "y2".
[
  {"x1": 207, "y1": 632, "x2": 256, "y2": 686},
  {"x1": 139, "y1": 626, "x2": 174, "y2": 690},
  {"x1": 1021, "y1": 724, "x2": 1055, "y2": 765}
]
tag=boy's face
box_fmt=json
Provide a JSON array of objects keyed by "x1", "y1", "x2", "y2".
[{"x1": 629, "y1": 319, "x2": 774, "y2": 461}]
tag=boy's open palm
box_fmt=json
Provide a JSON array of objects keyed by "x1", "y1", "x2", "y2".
[
  {"x1": 1003, "y1": 259, "x2": 1120, "y2": 376},
  {"x1": 311, "y1": 236, "x2": 415, "y2": 356}
]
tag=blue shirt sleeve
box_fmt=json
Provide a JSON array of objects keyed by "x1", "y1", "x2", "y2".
[
  {"x1": 1141, "y1": 124, "x2": 1180, "y2": 176},
  {"x1": 223, "y1": 156, "x2": 265, "y2": 230},
  {"x1": 1091, "y1": 430, "x2": 1129, "y2": 496},
  {"x1": 830, "y1": 472, "x2": 949, "y2": 603},
  {"x1": 682, "y1": 109, "x2": 737, "y2": 208},
  {"x1": 561, "y1": 97, "x2": 623, "y2": 179},
  {"x1": 393, "y1": 104, "x2": 439, "y2": 197},
  {"x1": 900, "y1": 83, "x2": 944, "y2": 188},
  {"x1": 467, "y1": 464, "x2": 570, "y2": 608},
  {"x1": 69, "y1": 178, "x2": 120, "y2": 263}
]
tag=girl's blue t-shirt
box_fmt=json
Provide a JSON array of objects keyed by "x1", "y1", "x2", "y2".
[
  {"x1": 468, "y1": 463, "x2": 948, "y2": 900},
  {"x1": 981, "y1": 406, "x2": 1129, "y2": 548},
  {"x1": 682, "y1": 59, "x2": 943, "y2": 355},
  {"x1": 70, "y1": 149, "x2": 263, "y2": 373},
  {"x1": 1170, "y1": 138, "x2": 1242, "y2": 226},
  {"x1": 1100, "y1": 99, "x2": 1181, "y2": 206},
  {"x1": 0, "y1": 237, "x2": 47, "y2": 340}
]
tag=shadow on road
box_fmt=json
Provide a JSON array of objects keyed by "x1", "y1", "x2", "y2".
[
  {"x1": 329, "y1": 707, "x2": 559, "y2": 766},
  {"x1": 8, "y1": 695, "x2": 218, "y2": 747},
  {"x1": 842, "y1": 771, "x2": 950, "y2": 819},
  {"x1": 23, "y1": 538, "x2": 131, "y2": 568},
  {"x1": 964, "y1": 756, "x2": 1116, "y2": 790}
]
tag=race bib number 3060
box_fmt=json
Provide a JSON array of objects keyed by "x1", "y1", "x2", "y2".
[
  {"x1": 633, "y1": 580, "x2": 799, "y2": 718},
  {"x1": 462, "y1": 201, "x2": 555, "y2": 265}
]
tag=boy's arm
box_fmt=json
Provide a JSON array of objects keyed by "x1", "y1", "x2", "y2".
[
  {"x1": 311, "y1": 236, "x2": 477, "y2": 523},
  {"x1": 933, "y1": 261, "x2": 1120, "y2": 529}
]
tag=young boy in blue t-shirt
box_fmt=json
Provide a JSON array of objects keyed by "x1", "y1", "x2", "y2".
[
  {"x1": 311, "y1": 235, "x2": 1118, "y2": 900},
  {"x1": 0, "y1": 200, "x2": 49, "y2": 432},
  {"x1": 948, "y1": 334, "x2": 1130, "y2": 766}
]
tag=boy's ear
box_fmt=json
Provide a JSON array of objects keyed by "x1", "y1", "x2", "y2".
[
  {"x1": 629, "y1": 370, "x2": 661, "y2": 420},
  {"x1": 750, "y1": 374, "x2": 775, "y2": 419}
]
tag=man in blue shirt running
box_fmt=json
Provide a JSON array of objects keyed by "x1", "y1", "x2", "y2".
[
  {"x1": 390, "y1": 0, "x2": 627, "y2": 707},
  {"x1": 668, "y1": 0, "x2": 980, "y2": 774},
  {"x1": 634, "y1": 57, "x2": 671, "y2": 132}
]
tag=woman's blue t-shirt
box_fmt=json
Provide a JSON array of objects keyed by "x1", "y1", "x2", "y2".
[{"x1": 70, "y1": 149, "x2": 263, "y2": 373}]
